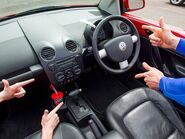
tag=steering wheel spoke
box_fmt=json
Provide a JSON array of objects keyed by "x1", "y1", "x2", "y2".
[
  {"x1": 131, "y1": 35, "x2": 138, "y2": 43},
  {"x1": 99, "y1": 49, "x2": 107, "y2": 59},
  {"x1": 119, "y1": 60, "x2": 128, "y2": 69}
]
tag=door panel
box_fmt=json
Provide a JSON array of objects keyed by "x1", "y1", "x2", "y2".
[
  {"x1": 123, "y1": 13, "x2": 185, "y2": 78},
  {"x1": 123, "y1": 13, "x2": 185, "y2": 38},
  {"x1": 160, "y1": 48, "x2": 185, "y2": 77}
]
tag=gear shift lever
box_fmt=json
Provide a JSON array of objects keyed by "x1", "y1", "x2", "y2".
[
  {"x1": 68, "y1": 89, "x2": 82, "y2": 106},
  {"x1": 68, "y1": 88, "x2": 90, "y2": 120}
]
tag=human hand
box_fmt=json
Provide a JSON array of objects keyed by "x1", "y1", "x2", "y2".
[
  {"x1": 41, "y1": 102, "x2": 63, "y2": 139},
  {"x1": 142, "y1": 17, "x2": 180, "y2": 50},
  {"x1": 135, "y1": 62, "x2": 164, "y2": 90},
  {"x1": 0, "y1": 78, "x2": 35, "y2": 102}
]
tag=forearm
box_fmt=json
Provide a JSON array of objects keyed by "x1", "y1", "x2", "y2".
[
  {"x1": 159, "y1": 77, "x2": 185, "y2": 106},
  {"x1": 171, "y1": 36, "x2": 180, "y2": 50},
  {"x1": 41, "y1": 128, "x2": 53, "y2": 139}
]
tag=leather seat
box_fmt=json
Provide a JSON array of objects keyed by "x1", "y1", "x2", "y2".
[
  {"x1": 106, "y1": 88, "x2": 185, "y2": 139},
  {"x1": 25, "y1": 123, "x2": 85, "y2": 139}
]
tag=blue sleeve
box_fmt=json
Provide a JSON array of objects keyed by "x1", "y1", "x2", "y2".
[
  {"x1": 159, "y1": 77, "x2": 185, "y2": 106},
  {"x1": 176, "y1": 38, "x2": 185, "y2": 56}
]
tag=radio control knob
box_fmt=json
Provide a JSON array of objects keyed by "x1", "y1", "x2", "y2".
[
  {"x1": 48, "y1": 63, "x2": 56, "y2": 72},
  {"x1": 73, "y1": 65, "x2": 81, "y2": 75},
  {"x1": 55, "y1": 72, "x2": 65, "y2": 82}
]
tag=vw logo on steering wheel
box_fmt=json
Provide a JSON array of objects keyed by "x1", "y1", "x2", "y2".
[{"x1": 119, "y1": 42, "x2": 127, "y2": 51}]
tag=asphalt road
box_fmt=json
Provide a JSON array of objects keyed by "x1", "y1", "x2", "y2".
[{"x1": 131, "y1": 0, "x2": 185, "y2": 29}]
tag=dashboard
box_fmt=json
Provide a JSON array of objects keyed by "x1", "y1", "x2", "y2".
[{"x1": 0, "y1": 7, "x2": 132, "y2": 88}]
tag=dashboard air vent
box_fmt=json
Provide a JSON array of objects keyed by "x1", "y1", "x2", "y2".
[
  {"x1": 40, "y1": 47, "x2": 55, "y2": 61},
  {"x1": 120, "y1": 22, "x2": 128, "y2": 33},
  {"x1": 66, "y1": 40, "x2": 77, "y2": 52}
]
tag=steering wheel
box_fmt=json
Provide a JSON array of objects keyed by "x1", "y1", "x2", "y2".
[{"x1": 92, "y1": 15, "x2": 140, "y2": 74}]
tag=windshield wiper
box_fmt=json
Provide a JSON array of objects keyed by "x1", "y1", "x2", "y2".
[{"x1": 0, "y1": 5, "x2": 67, "y2": 21}]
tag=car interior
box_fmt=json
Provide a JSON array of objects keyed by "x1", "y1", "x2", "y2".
[{"x1": 0, "y1": 0, "x2": 185, "y2": 139}]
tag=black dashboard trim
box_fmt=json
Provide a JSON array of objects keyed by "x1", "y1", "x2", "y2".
[{"x1": 0, "y1": 64, "x2": 43, "y2": 89}]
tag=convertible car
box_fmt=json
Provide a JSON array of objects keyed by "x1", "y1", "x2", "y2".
[{"x1": 0, "y1": 0, "x2": 185, "y2": 139}]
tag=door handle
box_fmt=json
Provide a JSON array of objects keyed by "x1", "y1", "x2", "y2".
[{"x1": 145, "y1": 29, "x2": 153, "y2": 36}]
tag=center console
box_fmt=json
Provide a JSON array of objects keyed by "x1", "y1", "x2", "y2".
[
  {"x1": 28, "y1": 38, "x2": 84, "y2": 88},
  {"x1": 59, "y1": 88, "x2": 124, "y2": 139},
  {"x1": 47, "y1": 54, "x2": 83, "y2": 86}
]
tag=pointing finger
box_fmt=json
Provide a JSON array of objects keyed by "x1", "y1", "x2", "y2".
[
  {"x1": 142, "y1": 25, "x2": 159, "y2": 32},
  {"x1": 14, "y1": 78, "x2": 35, "y2": 88},
  {"x1": 48, "y1": 102, "x2": 63, "y2": 118},
  {"x1": 135, "y1": 72, "x2": 148, "y2": 79}
]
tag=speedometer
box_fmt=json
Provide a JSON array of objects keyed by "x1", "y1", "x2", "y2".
[{"x1": 84, "y1": 19, "x2": 113, "y2": 44}]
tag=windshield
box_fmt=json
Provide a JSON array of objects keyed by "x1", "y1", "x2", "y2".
[{"x1": 0, "y1": 0, "x2": 100, "y2": 18}]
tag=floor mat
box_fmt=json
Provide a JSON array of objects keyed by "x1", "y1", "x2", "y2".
[
  {"x1": 80, "y1": 70, "x2": 129, "y2": 114},
  {"x1": 78, "y1": 69, "x2": 144, "y2": 115}
]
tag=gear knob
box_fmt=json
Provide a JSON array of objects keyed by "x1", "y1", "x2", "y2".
[{"x1": 69, "y1": 89, "x2": 82, "y2": 97}]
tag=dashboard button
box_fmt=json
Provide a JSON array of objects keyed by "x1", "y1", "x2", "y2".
[
  {"x1": 48, "y1": 63, "x2": 56, "y2": 72},
  {"x1": 75, "y1": 55, "x2": 81, "y2": 63},
  {"x1": 55, "y1": 72, "x2": 65, "y2": 82},
  {"x1": 65, "y1": 70, "x2": 73, "y2": 79},
  {"x1": 73, "y1": 65, "x2": 81, "y2": 75}
]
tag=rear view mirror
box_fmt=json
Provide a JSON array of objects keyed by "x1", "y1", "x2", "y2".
[{"x1": 123, "y1": 0, "x2": 145, "y2": 12}]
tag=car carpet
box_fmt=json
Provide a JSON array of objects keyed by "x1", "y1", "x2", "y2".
[
  {"x1": 0, "y1": 83, "x2": 53, "y2": 139},
  {"x1": 78, "y1": 69, "x2": 145, "y2": 116}
]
